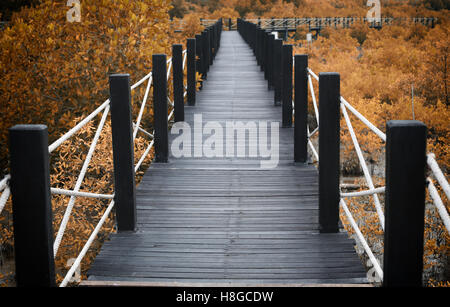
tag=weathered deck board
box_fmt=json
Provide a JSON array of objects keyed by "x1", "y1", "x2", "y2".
[{"x1": 87, "y1": 31, "x2": 367, "y2": 285}]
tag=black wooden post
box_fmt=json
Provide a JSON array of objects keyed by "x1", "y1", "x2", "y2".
[
  {"x1": 187, "y1": 38, "x2": 196, "y2": 106},
  {"x1": 203, "y1": 30, "x2": 210, "y2": 73},
  {"x1": 173, "y1": 44, "x2": 184, "y2": 122},
  {"x1": 229, "y1": 18, "x2": 232, "y2": 31},
  {"x1": 282, "y1": 44, "x2": 293, "y2": 127},
  {"x1": 261, "y1": 30, "x2": 267, "y2": 72},
  {"x1": 273, "y1": 38, "x2": 283, "y2": 106},
  {"x1": 211, "y1": 26, "x2": 215, "y2": 59},
  {"x1": 256, "y1": 27, "x2": 261, "y2": 64},
  {"x1": 9, "y1": 125, "x2": 55, "y2": 287},
  {"x1": 266, "y1": 33, "x2": 275, "y2": 85},
  {"x1": 153, "y1": 54, "x2": 169, "y2": 163},
  {"x1": 195, "y1": 34, "x2": 204, "y2": 80},
  {"x1": 203, "y1": 30, "x2": 209, "y2": 71},
  {"x1": 383, "y1": 120, "x2": 427, "y2": 287},
  {"x1": 259, "y1": 29, "x2": 265, "y2": 71},
  {"x1": 318, "y1": 72, "x2": 340, "y2": 233},
  {"x1": 294, "y1": 55, "x2": 308, "y2": 163},
  {"x1": 109, "y1": 74, "x2": 137, "y2": 232},
  {"x1": 208, "y1": 28, "x2": 213, "y2": 65}
]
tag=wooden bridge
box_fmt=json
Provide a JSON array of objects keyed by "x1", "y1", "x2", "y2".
[
  {"x1": 2, "y1": 19, "x2": 449, "y2": 288},
  {"x1": 85, "y1": 30, "x2": 367, "y2": 286}
]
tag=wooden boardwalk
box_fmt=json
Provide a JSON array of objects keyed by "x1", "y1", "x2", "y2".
[{"x1": 87, "y1": 32, "x2": 368, "y2": 285}]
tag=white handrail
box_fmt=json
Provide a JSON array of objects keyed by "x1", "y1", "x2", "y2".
[
  {"x1": 427, "y1": 153, "x2": 450, "y2": 200},
  {"x1": 309, "y1": 127, "x2": 318, "y2": 138},
  {"x1": 60, "y1": 200, "x2": 115, "y2": 287},
  {"x1": 167, "y1": 59, "x2": 173, "y2": 81},
  {"x1": 427, "y1": 178, "x2": 450, "y2": 235},
  {"x1": 48, "y1": 99, "x2": 110, "y2": 153},
  {"x1": 133, "y1": 76, "x2": 153, "y2": 141},
  {"x1": 0, "y1": 187, "x2": 11, "y2": 215},
  {"x1": 306, "y1": 126, "x2": 319, "y2": 161},
  {"x1": 307, "y1": 68, "x2": 319, "y2": 81},
  {"x1": 51, "y1": 188, "x2": 114, "y2": 200},
  {"x1": 341, "y1": 187, "x2": 385, "y2": 198},
  {"x1": 53, "y1": 105, "x2": 110, "y2": 256},
  {"x1": 0, "y1": 175, "x2": 10, "y2": 215},
  {"x1": 131, "y1": 72, "x2": 152, "y2": 90},
  {"x1": 135, "y1": 140, "x2": 154, "y2": 173},
  {"x1": 133, "y1": 123, "x2": 153, "y2": 139},
  {"x1": 182, "y1": 51, "x2": 187, "y2": 70},
  {"x1": 308, "y1": 74, "x2": 319, "y2": 125},
  {"x1": 341, "y1": 102, "x2": 385, "y2": 229},
  {"x1": 0, "y1": 175, "x2": 10, "y2": 192},
  {"x1": 340, "y1": 199, "x2": 383, "y2": 280},
  {"x1": 340, "y1": 97, "x2": 386, "y2": 142}
]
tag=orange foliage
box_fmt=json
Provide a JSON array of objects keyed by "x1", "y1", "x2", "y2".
[{"x1": 0, "y1": 0, "x2": 173, "y2": 175}]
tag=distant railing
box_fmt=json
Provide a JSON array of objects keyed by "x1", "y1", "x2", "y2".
[
  {"x1": 238, "y1": 18, "x2": 449, "y2": 287},
  {"x1": 171, "y1": 16, "x2": 438, "y2": 35},
  {"x1": 244, "y1": 17, "x2": 438, "y2": 30},
  {"x1": 1, "y1": 19, "x2": 222, "y2": 287}
]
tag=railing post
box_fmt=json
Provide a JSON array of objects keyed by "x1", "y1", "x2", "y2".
[
  {"x1": 229, "y1": 18, "x2": 232, "y2": 31},
  {"x1": 187, "y1": 38, "x2": 196, "y2": 106},
  {"x1": 259, "y1": 28, "x2": 265, "y2": 71},
  {"x1": 261, "y1": 30, "x2": 266, "y2": 72},
  {"x1": 203, "y1": 30, "x2": 210, "y2": 73},
  {"x1": 383, "y1": 120, "x2": 427, "y2": 287},
  {"x1": 153, "y1": 54, "x2": 169, "y2": 163},
  {"x1": 318, "y1": 72, "x2": 340, "y2": 233},
  {"x1": 294, "y1": 55, "x2": 308, "y2": 163},
  {"x1": 273, "y1": 38, "x2": 283, "y2": 106},
  {"x1": 9, "y1": 125, "x2": 55, "y2": 287},
  {"x1": 173, "y1": 44, "x2": 184, "y2": 122},
  {"x1": 215, "y1": 23, "x2": 219, "y2": 55},
  {"x1": 218, "y1": 19, "x2": 222, "y2": 47},
  {"x1": 208, "y1": 28, "x2": 213, "y2": 65},
  {"x1": 282, "y1": 44, "x2": 293, "y2": 127},
  {"x1": 211, "y1": 26, "x2": 216, "y2": 59},
  {"x1": 266, "y1": 33, "x2": 274, "y2": 87},
  {"x1": 255, "y1": 27, "x2": 260, "y2": 63},
  {"x1": 109, "y1": 74, "x2": 137, "y2": 232},
  {"x1": 195, "y1": 34, "x2": 204, "y2": 80}
]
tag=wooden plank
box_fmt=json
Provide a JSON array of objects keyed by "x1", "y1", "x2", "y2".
[{"x1": 80, "y1": 280, "x2": 372, "y2": 287}]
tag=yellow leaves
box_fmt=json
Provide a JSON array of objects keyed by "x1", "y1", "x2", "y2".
[
  {"x1": 140, "y1": 2, "x2": 149, "y2": 12},
  {"x1": 128, "y1": 37, "x2": 137, "y2": 46},
  {"x1": 0, "y1": 0, "x2": 181, "y2": 285}
]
